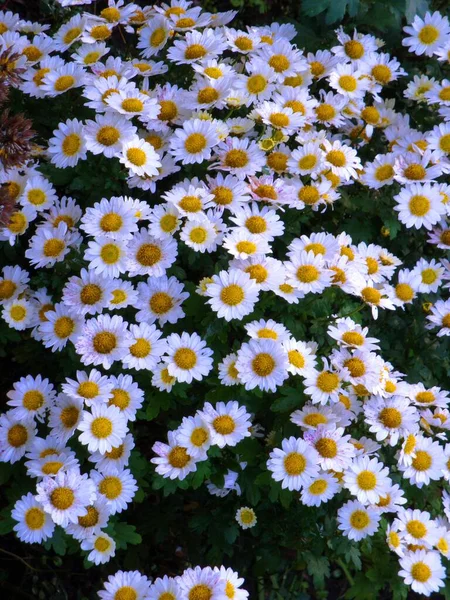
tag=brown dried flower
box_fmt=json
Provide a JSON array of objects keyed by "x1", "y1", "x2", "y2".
[{"x1": 0, "y1": 109, "x2": 35, "y2": 170}]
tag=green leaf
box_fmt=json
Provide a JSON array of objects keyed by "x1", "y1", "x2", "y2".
[
  {"x1": 113, "y1": 522, "x2": 142, "y2": 550},
  {"x1": 305, "y1": 553, "x2": 330, "y2": 588}
]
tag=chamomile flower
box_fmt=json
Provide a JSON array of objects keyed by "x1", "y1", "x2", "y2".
[
  {"x1": 426, "y1": 299, "x2": 450, "y2": 336},
  {"x1": 7, "y1": 374, "x2": 55, "y2": 421},
  {"x1": 205, "y1": 269, "x2": 259, "y2": 321},
  {"x1": 398, "y1": 549, "x2": 445, "y2": 596},
  {"x1": 84, "y1": 237, "x2": 128, "y2": 278},
  {"x1": 308, "y1": 425, "x2": 355, "y2": 472},
  {"x1": 303, "y1": 360, "x2": 343, "y2": 405},
  {"x1": 245, "y1": 318, "x2": 289, "y2": 343},
  {"x1": 118, "y1": 137, "x2": 161, "y2": 177},
  {"x1": 300, "y1": 472, "x2": 340, "y2": 506},
  {"x1": 74, "y1": 314, "x2": 131, "y2": 369},
  {"x1": 398, "y1": 435, "x2": 446, "y2": 488},
  {"x1": 81, "y1": 531, "x2": 116, "y2": 565},
  {"x1": 2, "y1": 297, "x2": 36, "y2": 331},
  {"x1": 36, "y1": 469, "x2": 96, "y2": 527},
  {"x1": 48, "y1": 395, "x2": 83, "y2": 444},
  {"x1": 88, "y1": 432, "x2": 134, "y2": 476},
  {"x1": 151, "y1": 431, "x2": 197, "y2": 481},
  {"x1": 127, "y1": 228, "x2": 177, "y2": 277},
  {"x1": 329, "y1": 63, "x2": 370, "y2": 99},
  {"x1": 39, "y1": 303, "x2": 82, "y2": 351},
  {"x1": 122, "y1": 322, "x2": 167, "y2": 371},
  {"x1": 0, "y1": 413, "x2": 36, "y2": 464},
  {"x1": 343, "y1": 455, "x2": 391, "y2": 505},
  {"x1": 78, "y1": 404, "x2": 127, "y2": 454},
  {"x1": 136, "y1": 275, "x2": 189, "y2": 326},
  {"x1": 12, "y1": 493, "x2": 55, "y2": 544},
  {"x1": 327, "y1": 318, "x2": 380, "y2": 351},
  {"x1": 20, "y1": 176, "x2": 57, "y2": 212},
  {"x1": 26, "y1": 222, "x2": 79, "y2": 268},
  {"x1": 290, "y1": 405, "x2": 341, "y2": 431},
  {"x1": 175, "y1": 415, "x2": 211, "y2": 459},
  {"x1": 267, "y1": 436, "x2": 320, "y2": 491},
  {"x1": 199, "y1": 401, "x2": 252, "y2": 448},
  {"x1": 91, "y1": 468, "x2": 137, "y2": 514},
  {"x1": 215, "y1": 137, "x2": 265, "y2": 179},
  {"x1": 235, "y1": 338, "x2": 289, "y2": 392},
  {"x1": 337, "y1": 500, "x2": 380, "y2": 541},
  {"x1": 163, "y1": 332, "x2": 213, "y2": 384},
  {"x1": 84, "y1": 113, "x2": 136, "y2": 158},
  {"x1": 394, "y1": 509, "x2": 440, "y2": 548},
  {"x1": 403, "y1": 11, "x2": 450, "y2": 56},
  {"x1": 235, "y1": 507, "x2": 257, "y2": 529},
  {"x1": 62, "y1": 269, "x2": 114, "y2": 316},
  {"x1": 0, "y1": 266, "x2": 29, "y2": 305}
]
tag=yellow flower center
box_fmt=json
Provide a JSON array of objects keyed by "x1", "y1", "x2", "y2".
[
  {"x1": 309, "y1": 479, "x2": 328, "y2": 494},
  {"x1": 99, "y1": 476, "x2": 122, "y2": 499},
  {"x1": 43, "y1": 239, "x2": 65, "y2": 257},
  {"x1": 344, "y1": 357, "x2": 366, "y2": 378},
  {"x1": 63, "y1": 27, "x2": 82, "y2": 45},
  {"x1": 91, "y1": 417, "x2": 113, "y2": 439},
  {"x1": 316, "y1": 372, "x2": 339, "y2": 393},
  {"x1": 54, "y1": 75, "x2": 75, "y2": 92},
  {"x1": 106, "y1": 443, "x2": 124, "y2": 460},
  {"x1": 78, "y1": 381, "x2": 99, "y2": 400},
  {"x1": 204, "y1": 66, "x2": 222, "y2": 78},
  {"x1": 100, "y1": 6, "x2": 121, "y2": 21},
  {"x1": 126, "y1": 148, "x2": 147, "y2": 167},
  {"x1": 109, "y1": 389, "x2": 130, "y2": 410},
  {"x1": 407, "y1": 520, "x2": 427, "y2": 539},
  {"x1": 115, "y1": 587, "x2": 137, "y2": 600},
  {"x1": 150, "y1": 292, "x2": 173, "y2": 314},
  {"x1": 130, "y1": 338, "x2": 151, "y2": 358},
  {"x1": 80, "y1": 284, "x2": 102, "y2": 305},
  {"x1": 357, "y1": 470, "x2": 376, "y2": 490},
  {"x1": 299, "y1": 186, "x2": 320, "y2": 205},
  {"x1": 315, "y1": 104, "x2": 336, "y2": 121},
  {"x1": 179, "y1": 195, "x2": 202, "y2": 212},
  {"x1": 198, "y1": 87, "x2": 219, "y2": 104},
  {"x1": 344, "y1": 40, "x2": 364, "y2": 59},
  {"x1": 0, "y1": 280, "x2": 16, "y2": 300},
  {"x1": 371, "y1": 64, "x2": 391, "y2": 84},
  {"x1": 189, "y1": 227, "x2": 207, "y2": 244},
  {"x1": 90, "y1": 25, "x2": 111, "y2": 41},
  {"x1": 375, "y1": 164, "x2": 394, "y2": 181},
  {"x1": 269, "y1": 113, "x2": 289, "y2": 128},
  {"x1": 421, "y1": 268, "x2": 438, "y2": 284},
  {"x1": 379, "y1": 407, "x2": 402, "y2": 428},
  {"x1": 342, "y1": 331, "x2": 364, "y2": 346},
  {"x1": 136, "y1": 243, "x2": 162, "y2": 266},
  {"x1": 404, "y1": 164, "x2": 426, "y2": 181},
  {"x1": 188, "y1": 584, "x2": 212, "y2": 600},
  {"x1": 94, "y1": 536, "x2": 111, "y2": 552},
  {"x1": 100, "y1": 243, "x2": 120, "y2": 264},
  {"x1": 268, "y1": 54, "x2": 289, "y2": 73},
  {"x1": 174, "y1": 348, "x2": 197, "y2": 369},
  {"x1": 83, "y1": 51, "x2": 101, "y2": 65},
  {"x1": 245, "y1": 264, "x2": 267, "y2": 283},
  {"x1": 185, "y1": 44, "x2": 207, "y2": 60},
  {"x1": 97, "y1": 126, "x2": 120, "y2": 146},
  {"x1": 78, "y1": 507, "x2": 99, "y2": 528},
  {"x1": 122, "y1": 98, "x2": 144, "y2": 113},
  {"x1": 220, "y1": 284, "x2": 244, "y2": 306},
  {"x1": 304, "y1": 413, "x2": 327, "y2": 427},
  {"x1": 236, "y1": 241, "x2": 257, "y2": 254},
  {"x1": 50, "y1": 487, "x2": 75, "y2": 510},
  {"x1": 338, "y1": 75, "x2": 357, "y2": 92},
  {"x1": 296, "y1": 265, "x2": 319, "y2": 283},
  {"x1": 350, "y1": 510, "x2": 369, "y2": 530},
  {"x1": 150, "y1": 28, "x2": 166, "y2": 47},
  {"x1": 213, "y1": 415, "x2": 235, "y2": 435},
  {"x1": 247, "y1": 74, "x2": 267, "y2": 94},
  {"x1": 252, "y1": 352, "x2": 275, "y2": 376},
  {"x1": 361, "y1": 287, "x2": 381, "y2": 304},
  {"x1": 361, "y1": 106, "x2": 380, "y2": 124},
  {"x1": 225, "y1": 149, "x2": 248, "y2": 168},
  {"x1": 25, "y1": 507, "x2": 45, "y2": 530},
  {"x1": 267, "y1": 151, "x2": 288, "y2": 172},
  {"x1": 396, "y1": 283, "x2": 414, "y2": 302},
  {"x1": 42, "y1": 461, "x2": 64, "y2": 475},
  {"x1": 418, "y1": 25, "x2": 439, "y2": 45},
  {"x1": 60, "y1": 406, "x2": 79, "y2": 428},
  {"x1": 7, "y1": 424, "x2": 28, "y2": 447},
  {"x1": 158, "y1": 100, "x2": 178, "y2": 121},
  {"x1": 412, "y1": 450, "x2": 432, "y2": 471},
  {"x1": 411, "y1": 562, "x2": 431, "y2": 583},
  {"x1": 62, "y1": 133, "x2": 81, "y2": 156},
  {"x1": 23, "y1": 390, "x2": 44, "y2": 411},
  {"x1": 191, "y1": 428, "x2": 208, "y2": 446},
  {"x1": 168, "y1": 446, "x2": 190, "y2": 468},
  {"x1": 54, "y1": 316, "x2": 74, "y2": 339},
  {"x1": 284, "y1": 452, "x2": 306, "y2": 475},
  {"x1": 315, "y1": 438, "x2": 337, "y2": 458},
  {"x1": 327, "y1": 150, "x2": 346, "y2": 167},
  {"x1": 93, "y1": 332, "x2": 117, "y2": 354},
  {"x1": 288, "y1": 350, "x2": 305, "y2": 368}
]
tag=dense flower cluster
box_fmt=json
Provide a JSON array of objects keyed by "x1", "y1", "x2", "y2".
[{"x1": 1, "y1": 0, "x2": 450, "y2": 596}]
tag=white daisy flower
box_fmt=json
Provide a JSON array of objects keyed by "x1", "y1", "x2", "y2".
[
  {"x1": 88, "y1": 432, "x2": 134, "y2": 476},
  {"x1": 151, "y1": 364, "x2": 176, "y2": 393},
  {"x1": 303, "y1": 360, "x2": 343, "y2": 405},
  {"x1": 41, "y1": 63, "x2": 86, "y2": 97},
  {"x1": 118, "y1": 137, "x2": 161, "y2": 177},
  {"x1": 343, "y1": 455, "x2": 391, "y2": 505},
  {"x1": 135, "y1": 275, "x2": 189, "y2": 326},
  {"x1": 98, "y1": 570, "x2": 151, "y2": 600},
  {"x1": 337, "y1": 500, "x2": 381, "y2": 541},
  {"x1": 26, "y1": 222, "x2": 80, "y2": 269},
  {"x1": 214, "y1": 137, "x2": 266, "y2": 179},
  {"x1": 290, "y1": 404, "x2": 341, "y2": 431},
  {"x1": 398, "y1": 436, "x2": 446, "y2": 488},
  {"x1": 106, "y1": 374, "x2": 144, "y2": 422},
  {"x1": 0, "y1": 265, "x2": 29, "y2": 305},
  {"x1": 177, "y1": 566, "x2": 225, "y2": 600},
  {"x1": 12, "y1": 493, "x2": 55, "y2": 544},
  {"x1": 398, "y1": 549, "x2": 445, "y2": 596},
  {"x1": 205, "y1": 269, "x2": 259, "y2": 321},
  {"x1": 127, "y1": 228, "x2": 177, "y2": 277},
  {"x1": 48, "y1": 118, "x2": 87, "y2": 168},
  {"x1": 0, "y1": 412, "x2": 36, "y2": 464},
  {"x1": 19, "y1": 175, "x2": 57, "y2": 212},
  {"x1": 394, "y1": 508, "x2": 440, "y2": 548},
  {"x1": 84, "y1": 237, "x2": 128, "y2": 278},
  {"x1": 151, "y1": 431, "x2": 197, "y2": 481},
  {"x1": 2, "y1": 297, "x2": 36, "y2": 331},
  {"x1": 267, "y1": 436, "x2": 320, "y2": 491},
  {"x1": 78, "y1": 404, "x2": 127, "y2": 454},
  {"x1": 300, "y1": 472, "x2": 340, "y2": 506},
  {"x1": 48, "y1": 395, "x2": 83, "y2": 444},
  {"x1": 122, "y1": 322, "x2": 167, "y2": 372},
  {"x1": 81, "y1": 531, "x2": 116, "y2": 565},
  {"x1": 426, "y1": 299, "x2": 450, "y2": 336},
  {"x1": 175, "y1": 415, "x2": 211, "y2": 460},
  {"x1": 7, "y1": 374, "x2": 56, "y2": 421},
  {"x1": 74, "y1": 314, "x2": 132, "y2": 370},
  {"x1": 307, "y1": 425, "x2": 355, "y2": 472},
  {"x1": 148, "y1": 203, "x2": 182, "y2": 239},
  {"x1": 235, "y1": 338, "x2": 289, "y2": 392},
  {"x1": 163, "y1": 332, "x2": 213, "y2": 384},
  {"x1": 403, "y1": 11, "x2": 450, "y2": 56},
  {"x1": 285, "y1": 251, "x2": 332, "y2": 295},
  {"x1": 199, "y1": 401, "x2": 252, "y2": 448},
  {"x1": 230, "y1": 203, "x2": 284, "y2": 241},
  {"x1": 364, "y1": 396, "x2": 420, "y2": 446},
  {"x1": 235, "y1": 507, "x2": 257, "y2": 530},
  {"x1": 39, "y1": 303, "x2": 83, "y2": 352},
  {"x1": 91, "y1": 468, "x2": 138, "y2": 515},
  {"x1": 62, "y1": 269, "x2": 114, "y2": 316},
  {"x1": 218, "y1": 353, "x2": 240, "y2": 386},
  {"x1": 36, "y1": 469, "x2": 96, "y2": 527}
]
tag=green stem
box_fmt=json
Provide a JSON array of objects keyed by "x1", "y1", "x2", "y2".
[{"x1": 337, "y1": 558, "x2": 355, "y2": 587}]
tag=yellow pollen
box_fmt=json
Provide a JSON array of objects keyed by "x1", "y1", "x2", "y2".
[
  {"x1": 212, "y1": 186, "x2": 233, "y2": 206},
  {"x1": 396, "y1": 283, "x2": 414, "y2": 302},
  {"x1": 179, "y1": 195, "x2": 202, "y2": 212},
  {"x1": 236, "y1": 240, "x2": 257, "y2": 254},
  {"x1": 80, "y1": 284, "x2": 102, "y2": 305},
  {"x1": 204, "y1": 67, "x2": 222, "y2": 78},
  {"x1": 375, "y1": 164, "x2": 394, "y2": 181},
  {"x1": 189, "y1": 227, "x2": 207, "y2": 244},
  {"x1": 22, "y1": 45, "x2": 42, "y2": 62},
  {"x1": 304, "y1": 242, "x2": 326, "y2": 256},
  {"x1": 304, "y1": 413, "x2": 327, "y2": 427},
  {"x1": 342, "y1": 331, "x2": 364, "y2": 346},
  {"x1": 267, "y1": 151, "x2": 288, "y2": 172},
  {"x1": 150, "y1": 28, "x2": 166, "y2": 47},
  {"x1": 168, "y1": 446, "x2": 190, "y2": 468},
  {"x1": 338, "y1": 75, "x2": 357, "y2": 92},
  {"x1": 269, "y1": 113, "x2": 289, "y2": 128},
  {"x1": 100, "y1": 243, "x2": 120, "y2": 264},
  {"x1": 357, "y1": 470, "x2": 376, "y2": 490},
  {"x1": 418, "y1": 25, "x2": 439, "y2": 45},
  {"x1": 83, "y1": 51, "x2": 101, "y2": 65},
  {"x1": 62, "y1": 133, "x2": 81, "y2": 156},
  {"x1": 220, "y1": 284, "x2": 244, "y2": 306},
  {"x1": 136, "y1": 243, "x2": 162, "y2": 266},
  {"x1": 184, "y1": 133, "x2": 207, "y2": 154},
  {"x1": 130, "y1": 338, "x2": 151, "y2": 358},
  {"x1": 268, "y1": 54, "x2": 289, "y2": 73},
  {"x1": 54, "y1": 316, "x2": 74, "y2": 339},
  {"x1": 174, "y1": 348, "x2": 197, "y2": 370},
  {"x1": 309, "y1": 479, "x2": 328, "y2": 494},
  {"x1": 23, "y1": 391, "x2": 44, "y2": 411},
  {"x1": 91, "y1": 417, "x2": 113, "y2": 439},
  {"x1": 315, "y1": 438, "x2": 337, "y2": 458},
  {"x1": 404, "y1": 164, "x2": 426, "y2": 181},
  {"x1": 94, "y1": 537, "x2": 111, "y2": 552},
  {"x1": 122, "y1": 98, "x2": 144, "y2": 113},
  {"x1": 407, "y1": 520, "x2": 427, "y2": 539},
  {"x1": 43, "y1": 238, "x2": 65, "y2": 257},
  {"x1": 191, "y1": 428, "x2": 208, "y2": 446},
  {"x1": 247, "y1": 74, "x2": 267, "y2": 94},
  {"x1": 409, "y1": 194, "x2": 430, "y2": 216},
  {"x1": 299, "y1": 186, "x2": 320, "y2": 205},
  {"x1": 111, "y1": 289, "x2": 126, "y2": 305},
  {"x1": 42, "y1": 461, "x2": 64, "y2": 475},
  {"x1": 198, "y1": 87, "x2": 219, "y2": 104},
  {"x1": 105, "y1": 444, "x2": 124, "y2": 460},
  {"x1": 361, "y1": 287, "x2": 381, "y2": 304},
  {"x1": 150, "y1": 292, "x2": 173, "y2": 314},
  {"x1": 0, "y1": 280, "x2": 16, "y2": 301},
  {"x1": 10, "y1": 305, "x2": 26, "y2": 321},
  {"x1": 315, "y1": 104, "x2": 336, "y2": 121},
  {"x1": 258, "y1": 328, "x2": 277, "y2": 339},
  {"x1": 97, "y1": 126, "x2": 120, "y2": 146},
  {"x1": 254, "y1": 184, "x2": 277, "y2": 200},
  {"x1": 296, "y1": 265, "x2": 319, "y2": 283},
  {"x1": 63, "y1": 27, "x2": 82, "y2": 45},
  {"x1": 316, "y1": 371, "x2": 339, "y2": 393},
  {"x1": 252, "y1": 352, "x2": 276, "y2": 377},
  {"x1": 185, "y1": 44, "x2": 207, "y2": 60},
  {"x1": 109, "y1": 389, "x2": 130, "y2": 410},
  {"x1": 78, "y1": 506, "x2": 100, "y2": 528},
  {"x1": 412, "y1": 450, "x2": 432, "y2": 471},
  {"x1": 126, "y1": 148, "x2": 147, "y2": 167},
  {"x1": 361, "y1": 106, "x2": 380, "y2": 124},
  {"x1": 100, "y1": 6, "x2": 121, "y2": 21},
  {"x1": 344, "y1": 357, "x2": 366, "y2": 378},
  {"x1": 93, "y1": 331, "x2": 117, "y2": 354},
  {"x1": 344, "y1": 40, "x2": 364, "y2": 59},
  {"x1": 54, "y1": 75, "x2": 75, "y2": 92},
  {"x1": 90, "y1": 25, "x2": 111, "y2": 41},
  {"x1": 284, "y1": 452, "x2": 306, "y2": 475},
  {"x1": 50, "y1": 487, "x2": 74, "y2": 510},
  {"x1": 416, "y1": 391, "x2": 435, "y2": 404},
  {"x1": 411, "y1": 562, "x2": 431, "y2": 583},
  {"x1": 115, "y1": 587, "x2": 137, "y2": 600},
  {"x1": 213, "y1": 415, "x2": 235, "y2": 435},
  {"x1": 60, "y1": 406, "x2": 79, "y2": 428},
  {"x1": 245, "y1": 264, "x2": 267, "y2": 283},
  {"x1": 7, "y1": 424, "x2": 28, "y2": 447},
  {"x1": 99, "y1": 476, "x2": 122, "y2": 499},
  {"x1": 78, "y1": 381, "x2": 99, "y2": 399},
  {"x1": 298, "y1": 155, "x2": 317, "y2": 170},
  {"x1": 371, "y1": 64, "x2": 391, "y2": 84},
  {"x1": 188, "y1": 584, "x2": 212, "y2": 600},
  {"x1": 25, "y1": 507, "x2": 45, "y2": 530},
  {"x1": 350, "y1": 510, "x2": 369, "y2": 530},
  {"x1": 285, "y1": 100, "x2": 305, "y2": 114},
  {"x1": 379, "y1": 407, "x2": 402, "y2": 428},
  {"x1": 327, "y1": 150, "x2": 346, "y2": 167},
  {"x1": 158, "y1": 100, "x2": 178, "y2": 121},
  {"x1": 225, "y1": 149, "x2": 248, "y2": 168}
]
